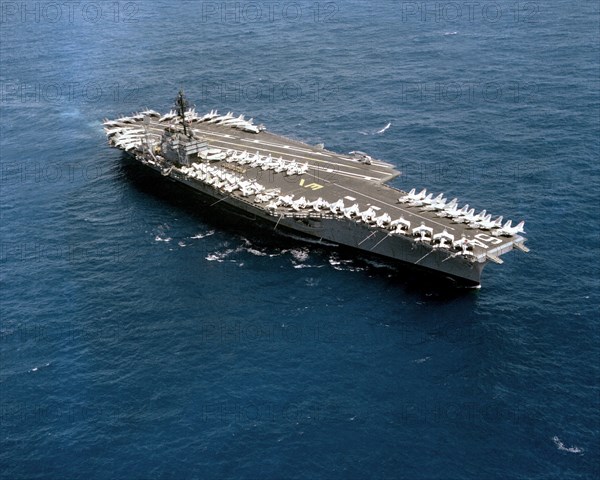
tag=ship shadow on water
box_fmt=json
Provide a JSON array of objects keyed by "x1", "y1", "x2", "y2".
[{"x1": 118, "y1": 156, "x2": 477, "y2": 301}]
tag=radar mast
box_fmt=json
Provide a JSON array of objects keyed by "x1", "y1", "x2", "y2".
[{"x1": 175, "y1": 89, "x2": 190, "y2": 136}]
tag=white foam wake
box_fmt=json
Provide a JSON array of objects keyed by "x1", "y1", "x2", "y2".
[
  {"x1": 377, "y1": 122, "x2": 391, "y2": 134},
  {"x1": 191, "y1": 230, "x2": 215, "y2": 239},
  {"x1": 552, "y1": 436, "x2": 583, "y2": 454},
  {"x1": 205, "y1": 248, "x2": 236, "y2": 262},
  {"x1": 290, "y1": 248, "x2": 309, "y2": 263},
  {"x1": 29, "y1": 362, "x2": 51, "y2": 373}
]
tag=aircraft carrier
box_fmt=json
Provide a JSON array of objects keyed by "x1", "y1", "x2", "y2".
[{"x1": 103, "y1": 91, "x2": 529, "y2": 287}]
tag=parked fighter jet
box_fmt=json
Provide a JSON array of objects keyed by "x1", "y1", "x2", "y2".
[{"x1": 492, "y1": 220, "x2": 526, "y2": 237}]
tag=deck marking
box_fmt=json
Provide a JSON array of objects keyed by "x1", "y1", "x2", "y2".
[
  {"x1": 274, "y1": 214, "x2": 284, "y2": 230},
  {"x1": 210, "y1": 194, "x2": 231, "y2": 207},
  {"x1": 358, "y1": 231, "x2": 377, "y2": 245},
  {"x1": 370, "y1": 233, "x2": 391, "y2": 251},
  {"x1": 441, "y1": 253, "x2": 457, "y2": 263},
  {"x1": 415, "y1": 249, "x2": 435, "y2": 265},
  {"x1": 475, "y1": 233, "x2": 502, "y2": 245}
]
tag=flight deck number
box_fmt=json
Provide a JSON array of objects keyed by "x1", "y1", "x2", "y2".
[
  {"x1": 299, "y1": 179, "x2": 323, "y2": 190},
  {"x1": 473, "y1": 233, "x2": 503, "y2": 249}
]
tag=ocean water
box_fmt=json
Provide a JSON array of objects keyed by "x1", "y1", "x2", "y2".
[{"x1": 1, "y1": 1, "x2": 599, "y2": 479}]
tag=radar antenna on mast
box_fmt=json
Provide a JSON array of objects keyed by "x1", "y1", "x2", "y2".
[{"x1": 175, "y1": 88, "x2": 190, "y2": 136}]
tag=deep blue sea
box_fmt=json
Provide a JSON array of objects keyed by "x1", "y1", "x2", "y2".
[{"x1": 1, "y1": 1, "x2": 599, "y2": 479}]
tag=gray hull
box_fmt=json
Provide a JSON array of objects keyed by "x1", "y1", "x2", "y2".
[{"x1": 137, "y1": 159, "x2": 485, "y2": 285}]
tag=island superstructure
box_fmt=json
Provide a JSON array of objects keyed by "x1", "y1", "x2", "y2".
[{"x1": 103, "y1": 91, "x2": 529, "y2": 286}]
